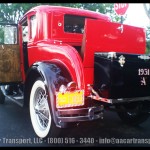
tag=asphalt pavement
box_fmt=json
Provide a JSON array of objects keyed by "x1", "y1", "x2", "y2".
[{"x1": 0, "y1": 98, "x2": 150, "y2": 147}]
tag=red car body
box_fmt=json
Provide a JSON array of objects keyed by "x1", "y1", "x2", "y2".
[
  {"x1": 18, "y1": 5, "x2": 146, "y2": 96},
  {"x1": 0, "y1": 5, "x2": 148, "y2": 138}
]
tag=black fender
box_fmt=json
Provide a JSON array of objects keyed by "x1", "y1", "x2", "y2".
[{"x1": 24, "y1": 61, "x2": 70, "y2": 127}]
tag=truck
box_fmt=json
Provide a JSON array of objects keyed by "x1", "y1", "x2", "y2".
[{"x1": 0, "y1": 5, "x2": 150, "y2": 138}]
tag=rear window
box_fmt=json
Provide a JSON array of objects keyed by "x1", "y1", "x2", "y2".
[{"x1": 64, "y1": 14, "x2": 93, "y2": 34}]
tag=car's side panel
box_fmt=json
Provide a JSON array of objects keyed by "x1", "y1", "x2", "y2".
[{"x1": 27, "y1": 42, "x2": 86, "y2": 93}]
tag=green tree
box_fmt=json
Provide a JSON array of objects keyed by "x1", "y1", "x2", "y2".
[
  {"x1": 143, "y1": 4, "x2": 150, "y2": 53},
  {"x1": 146, "y1": 26, "x2": 150, "y2": 53},
  {"x1": 0, "y1": 3, "x2": 116, "y2": 23},
  {"x1": 143, "y1": 4, "x2": 150, "y2": 20},
  {"x1": 0, "y1": 3, "x2": 45, "y2": 23},
  {"x1": 0, "y1": 26, "x2": 4, "y2": 43}
]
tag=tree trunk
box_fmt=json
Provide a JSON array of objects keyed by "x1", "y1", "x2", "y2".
[{"x1": 143, "y1": 4, "x2": 150, "y2": 20}]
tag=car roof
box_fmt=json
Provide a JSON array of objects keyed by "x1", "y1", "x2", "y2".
[{"x1": 22, "y1": 5, "x2": 111, "y2": 22}]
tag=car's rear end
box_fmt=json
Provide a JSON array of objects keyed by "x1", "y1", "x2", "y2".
[
  {"x1": 81, "y1": 18, "x2": 150, "y2": 125},
  {"x1": 94, "y1": 52, "x2": 150, "y2": 100}
]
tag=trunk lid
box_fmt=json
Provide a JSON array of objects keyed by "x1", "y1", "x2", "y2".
[{"x1": 94, "y1": 52, "x2": 150, "y2": 99}]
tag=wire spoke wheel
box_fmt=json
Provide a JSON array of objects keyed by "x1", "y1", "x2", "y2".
[
  {"x1": 30, "y1": 79, "x2": 51, "y2": 138},
  {"x1": 34, "y1": 89, "x2": 50, "y2": 130}
]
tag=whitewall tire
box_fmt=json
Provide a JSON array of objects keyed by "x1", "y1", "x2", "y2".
[{"x1": 30, "y1": 79, "x2": 51, "y2": 138}]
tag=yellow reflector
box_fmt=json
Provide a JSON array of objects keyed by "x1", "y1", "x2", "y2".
[{"x1": 56, "y1": 90, "x2": 84, "y2": 108}]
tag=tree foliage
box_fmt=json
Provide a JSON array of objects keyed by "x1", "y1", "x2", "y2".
[
  {"x1": 146, "y1": 26, "x2": 150, "y2": 53},
  {"x1": 0, "y1": 3, "x2": 117, "y2": 23},
  {"x1": 143, "y1": 4, "x2": 150, "y2": 53},
  {"x1": 143, "y1": 4, "x2": 150, "y2": 20}
]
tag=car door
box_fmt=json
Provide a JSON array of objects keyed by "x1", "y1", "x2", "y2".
[{"x1": 0, "y1": 23, "x2": 22, "y2": 83}]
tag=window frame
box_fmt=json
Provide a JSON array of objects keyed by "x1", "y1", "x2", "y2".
[
  {"x1": 0, "y1": 22, "x2": 18, "y2": 45},
  {"x1": 30, "y1": 15, "x2": 37, "y2": 40}
]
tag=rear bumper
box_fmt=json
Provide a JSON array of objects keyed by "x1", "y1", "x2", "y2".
[
  {"x1": 90, "y1": 95, "x2": 150, "y2": 104},
  {"x1": 57, "y1": 106, "x2": 103, "y2": 123},
  {"x1": 88, "y1": 85, "x2": 150, "y2": 104}
]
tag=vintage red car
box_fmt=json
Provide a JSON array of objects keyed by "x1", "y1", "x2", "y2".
[{"x1": 0, "y1": 5, "x2": 149, "y2": 138}]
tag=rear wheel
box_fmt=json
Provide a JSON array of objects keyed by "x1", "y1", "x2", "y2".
[
  {"x1": 30, "y1": 78, "x2": 60, "y2": 138},
  {"x1": 116, "y1": 102, "x2": 150, "y2": 126}
]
